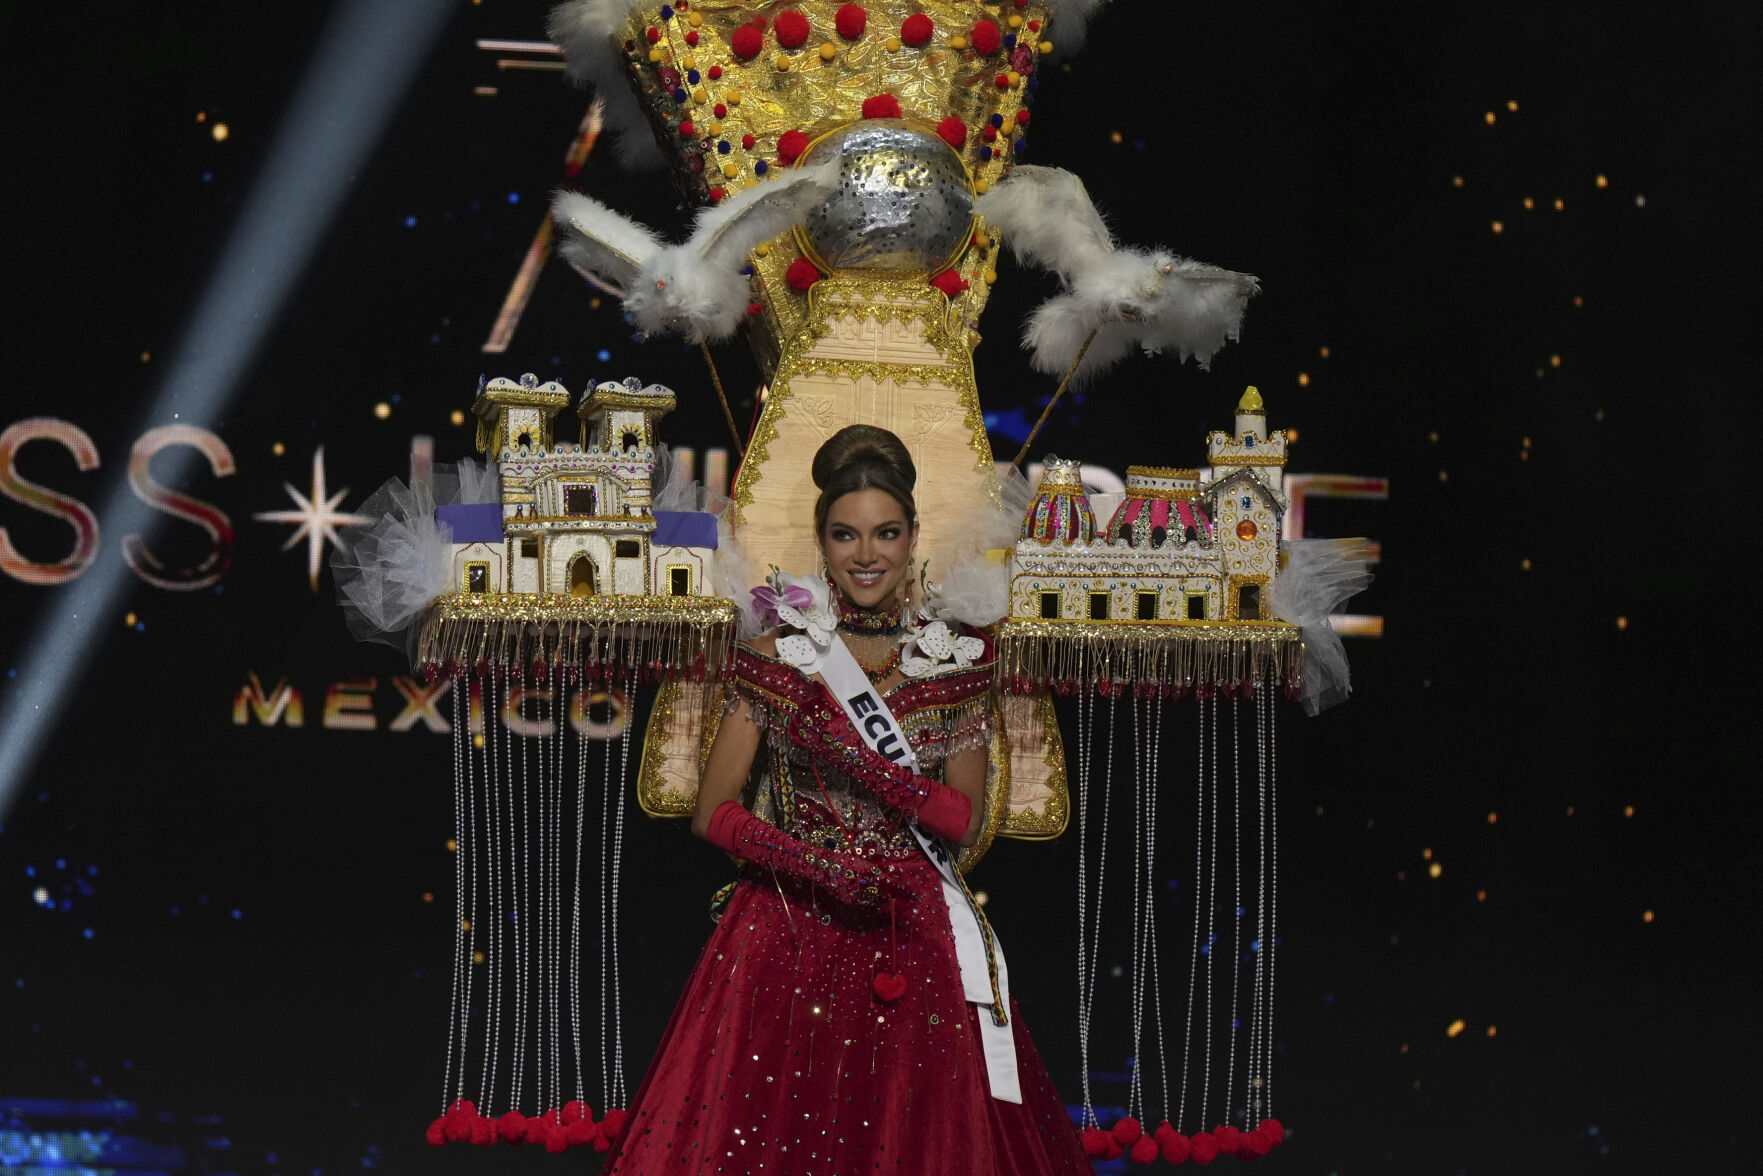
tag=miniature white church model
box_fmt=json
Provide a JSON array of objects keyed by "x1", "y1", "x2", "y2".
[{"x1": 438, "y1": 373, "x2": 718, "y2": 601}]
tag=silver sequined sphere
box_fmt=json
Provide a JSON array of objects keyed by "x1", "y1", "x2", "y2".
[{"x1": 798, "y1": 122, "x2": 974, "y2": 271}]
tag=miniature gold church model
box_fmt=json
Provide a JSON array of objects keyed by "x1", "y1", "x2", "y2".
[{"x1": 999, "y1": 387, "x2": 1301, "y2": 694}]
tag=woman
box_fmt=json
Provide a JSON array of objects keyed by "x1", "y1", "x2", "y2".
[{"x1": 603, "y1": 426, "x2": 1092, "y2": 1174}]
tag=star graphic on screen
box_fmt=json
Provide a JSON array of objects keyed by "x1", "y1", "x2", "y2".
[{"x1": 254, "y1": 447, "x2": 375, "y2": 591}]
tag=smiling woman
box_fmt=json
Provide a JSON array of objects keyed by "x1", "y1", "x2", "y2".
[{"x1": 596, "y1": 424, "x2": 1094, "y2": 1175}]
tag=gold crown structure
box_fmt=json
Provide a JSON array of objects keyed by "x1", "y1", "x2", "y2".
[{"x1": 558, "y1": 1, "x2": 1076, "y2": 854}]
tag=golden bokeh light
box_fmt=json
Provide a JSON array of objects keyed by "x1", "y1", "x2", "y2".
[
  {"x1": 1297, "y1": 372, "x2": 1309, "y2": 386},
  {"x1": 373, "y1": 402, "x2": 392, "y2": 419},
  {"x1": 1615, "y1": 616, "x2": 1628, "y2": 630},
  {"x1": 1446, "y1": 1019, "x2": 1466, "y2": 1038},
  {"x1": 450, "y1": 410, "x2": 466, "y2": 426},
  {"x1": 211, "y1": 122, "x2": 230, "y2": 142},
  {"x1": 1642, "y1": 910, "x2": 1655, "y2": 923},
  {"x1": 1483, "y1": 111, "x2": 1496, "y2": 125},
  {"x1": 1595, "y1": 174, "x2": 1608, "y2": 188},
  {"x1": 271, "y1": 441, "x2": 285, "y2": 456},
  {"x1": 1491, "y1": 220, "x2": 1504, "y2": 233},
  {"x1": 1428, "y1": 862, "x2": 1443, "y2": 878}
]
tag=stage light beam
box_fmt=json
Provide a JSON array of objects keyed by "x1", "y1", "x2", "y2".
[{"x1": 0, "y1": 0, "x2": 455, "y2": 818}]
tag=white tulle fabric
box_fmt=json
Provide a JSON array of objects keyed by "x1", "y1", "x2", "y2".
[
  {"x1": 331, "y1": 459, "x2": 498, "y2": 653},
  {"x1": 1270, "y1": 538, "x2": 1377, "y2": 715}
]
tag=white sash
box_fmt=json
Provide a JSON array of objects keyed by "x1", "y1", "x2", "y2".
[{"x1": 816, "y1": 635, "x2": 1022, "y2": 1104}]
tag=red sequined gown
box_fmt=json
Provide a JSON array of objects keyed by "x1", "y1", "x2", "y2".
[{"x1": 604, "y1": 639, "x2": 1093, "y2": 1175}]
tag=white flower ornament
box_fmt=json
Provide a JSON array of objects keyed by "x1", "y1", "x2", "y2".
[
  {"x1": 750, "y1": 569, "x2": 836, "y2": 673},
  {"x1": 899, "y1": 619, "x2": 984, "y2": 678}
]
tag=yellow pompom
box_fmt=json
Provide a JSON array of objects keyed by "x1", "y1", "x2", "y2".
[
  {"x1": 687, "y1": 11, "x2": 702, "y2": 27},
  {"x1": 693, "y1": 87, "x2": 708, "y2": 103},
  {"x1": 819, "y1": 41, "x2": 837, "y2": 61},
  {"x1": 726, "y1": 90, "x2": 742, "y2": 105},
  {"x1": 648, "y1": 47, "x2": 663, "y2": 62},
  {"x1": 722, "y1": 161, "x2": 738, "y2": 178},
  {"x1": 708, "y1": 119, "x2": 723, "y2": 135},
  {"x1": 983, "y1": 269, "x2": 998, "y2": 285},
  {"x1": 886, "y1": 36, "x2": 901, "y2": 52},
  {"x1": 775, "y1": 54, "x2": 791, "y2": 71},
  {"x1": 1039, "y1": 41, "x2": 1053, "y2": 54},
  {"x1": 754, "y1": 242, "x2": 771, "y2": 257},
  {"x1": 1007, "y1": 14, "x2": 1024, "y2": 29},
  {"x1": 974, "y1": 233, "x2": 990, "y2": 248},
  {"x1": 1006, "y1": 71, "x2": 1021, "y2": 86},
  {"x1": 950, "y1": 35, "x2": 968, "y2": 50},
  {"x1": 975, "y1": 179, "x2": 990, "y2": 194},
  {"x1": 682, "y1": 55, "x2": 697, "y2": 70}
]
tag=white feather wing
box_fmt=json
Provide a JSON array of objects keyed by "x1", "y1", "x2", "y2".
[
  {"x1": 547, "y1": 1, "x2": 664, "y2": 169},
  {"x1": 550, "y1": 189, "x2": 662, "y2": 296},
  {"x1": 623, "y1": 163, "x2": 840, "y2": 344},
  {"x1": 974, "y1": 166, "x2": 1114, "y2": 283}
]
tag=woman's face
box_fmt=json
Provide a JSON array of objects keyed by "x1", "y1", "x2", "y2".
[{"x1": 819, "y1": 488, "x2": 917, "y2": 611}]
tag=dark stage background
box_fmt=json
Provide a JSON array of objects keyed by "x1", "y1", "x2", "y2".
[{"x1": 3, "y1": 1, "x2": 1757, "y2": 1173}]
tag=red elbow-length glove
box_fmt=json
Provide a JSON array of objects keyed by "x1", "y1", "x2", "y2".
[
  {"x1": 800, "y1": 722, "x2": 974, "y2": 843},
  {"x1": 704, "y1": 801, "x2": 915, "y2": 908}
]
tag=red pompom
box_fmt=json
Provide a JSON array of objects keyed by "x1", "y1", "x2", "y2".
[
  {"x1": 1157, "y1": 1124, "x2": 1191, "y2": 1164},
  {"x1": 678, "y1": 119, "x2": 696, "y2": 138},
  {"x1": 565, "y1": 1117, "x2": 597, "y2": 1147},
  {"x1": 546, "y1": 1130, "x2": 570, "y2": 1154},
  {"x1": 470, "y1": 1117, "x2": 497, "y2": 1146},
  {"x1": 994, "y1": 73, "x2": 1011, "y2": 89},
  {"x1": 900, "y1": 14, "x2": 933, "y2": 46},
  {"x1": 1113, "y1": 1116, "x2": 1143, "y2": 1145},
  {"x1": 741, "y1": 133, "x2": 756, "y2": 149},
  {"x1": 929, "y1": 270, "x2": 968, "y2": 298},
  {"x1": 1102, "y1": 1136, "x2": 1124, "y2": 1161},
  {"x1": 1130, "y1": 1133, "x2": 1161, "y2": 1165},
  {"x1": 746, "y1": 302, "x2": 765, "y2": 316},
  {"x1": 713, "y1": 101, "x2": 727, "y2": 117},
  {"x1": 685, "y1": 30, "x2": 699, "y2": 46},
  {"x1": 495, "y1": 1110, "x2": 527, "y2": 1144},
  {"x1": 862, "y1": 93, "x2": 902, "y2": 120},
  {"x1": 873, "y1": 971, "x2": 907, "y2": 1001},
  {"x1": 645, "y1": 27, "x2": 661, "y2": 44},
  {"x1": 1081, "y1": 1127, "x2": 1113, "y2": 1157},
  {"x1": 982, "y1": 125, "x2": 998, "y2": 142},
  {"x1": 709, "y1": 186, "x2": 726, "y2": 203},
  {"x1": 774, "y1": 10, "x2": 811, "y2": 48},
  {"x1": 730, "y1": 25, "x2": 763, "y2": 58},
  {"x1": 935, "y1": 116, "x2": 967, "y2": 149},
  {"x1": 1242, "y1": 1129, "x2": 1273, "y2": 1158},
  {"x1": 970, "y1": 19, "x2": 1002, "y2": 54},
  {"x1": 1214, "y1": 1125, "x2": 1242, "y2": 1154},
  {"x1": 592, "y1": 1128, "x2": 614, "y2": 1153},
  {"x1": 561, "y1": 1100, "x2": 586, "y2": 1125},
  {"x1": 1015, "y1": 108, "x2": 1031, "y2": 124},
  {"x1": 1190, "y1": 1131, "x2": 1219, "y2": 1165},
  {"x1": 1256, "y1": 1118, "x2": 1284, "y2": 1145},
  {"x1": 835, "y1": 4, "x2": 867, "y2": 39},
  {"x1": 441, "y1": 1113, "x2": 472, "y2": 1142},
  {"x1": 777, "y1": 129, "x2": 810, "y2": 164},
  {"x1": 524, "y1": 1116, "x2": 554, "y2": 1146},
  {"x1": 599, "y1": 1108, "x2": 630, "y2": 1144},
  {"x1": 708, "y1": 64, "x2": 722, "y2": 79},
  {"x1": 786, "y1": 257, "x2": 822, "y2": 291},
  {"x1": 425, "y1": 1117, "x2": 447, "y2": 1147},
  {"x1": 446, "y1": 1098, "x2": 477, "y2": 1120}
]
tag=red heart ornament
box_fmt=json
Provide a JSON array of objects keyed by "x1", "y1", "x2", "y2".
[{"x1": 873, "y1": 972, "x2": 907, "y2": 1002}]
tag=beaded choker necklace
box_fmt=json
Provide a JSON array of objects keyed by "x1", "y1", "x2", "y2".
[{"x1": 835, "y1": 593, "x2": 904, "y2": 636}]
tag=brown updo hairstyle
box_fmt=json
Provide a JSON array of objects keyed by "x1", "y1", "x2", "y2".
[{"x1": 811, "y1": 425, "x2": 918, "y2": 539}]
